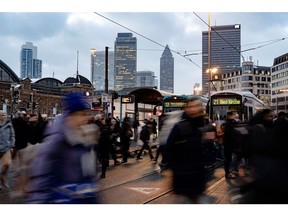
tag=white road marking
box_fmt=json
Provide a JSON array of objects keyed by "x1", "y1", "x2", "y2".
[{"x1": 128, "y1": 187, "x2": 160, "y2": 194}]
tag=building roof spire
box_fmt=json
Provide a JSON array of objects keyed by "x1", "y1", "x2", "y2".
[{"x1": 76, "y1": 50, "x2": 79, "y2": 76}]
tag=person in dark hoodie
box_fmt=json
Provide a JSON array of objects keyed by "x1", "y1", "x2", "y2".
[
  {"x1": 165, "y1": 97, "x2": 207, "y2": 203},
  {"x1": 93, "y1": 114, "x2": 112, "y2": 178},
  {"x1": 222, "y1": 111, "x2": 238, "y2": 179},
  {"x1": 136, "y1": 120, "x2": 154, "y2": 160},
  {"x1": 25, "y1": 93, "x2": 100, "y2": 204},
  {"x1": 119, "y1": 116, "x2": 133, "y2": 163},
  {"x1": 27, "y1": 112, "x2": 47, "y2": 146},
  {"x1": 12, "y1": 111, "x2": 29, "y2": 154}
]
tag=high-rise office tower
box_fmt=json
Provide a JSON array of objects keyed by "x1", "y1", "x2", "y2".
[
  {"x1": 136, "y1": 70, "x2": 158, "y2": 88},
  {"x1": 20, "y1": 42, "x2": 42, "y2": 79},
  {"x1": 114, "y1": 33, "x2": 137, "y2": 91},
  {"x1": 202, "y1": 24, "x2": 241, "y2": 95},
  {"x1": 90, "y1": 49, "x2": 114, "y2": 91},
  {"x1": 160, "y1": 45, "x2": 174, "y2": 93}
]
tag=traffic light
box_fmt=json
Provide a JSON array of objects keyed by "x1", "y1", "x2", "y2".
[{"x1": 112, "y1": 91, "x2": 119, "y2": 100}]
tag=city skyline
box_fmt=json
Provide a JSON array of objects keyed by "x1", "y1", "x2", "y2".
[{"x1": 1, "y1": 11, "x2": 288, "y2": 94}]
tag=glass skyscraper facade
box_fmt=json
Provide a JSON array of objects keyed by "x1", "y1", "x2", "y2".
[
  {"x1": 160, "y1": 45, "x2": 174, "y2": 93},
  {"x1": 136, "y1": 70, "x2": 158, "y2": 88},
  {"x1": 202, "y1": 24, "x2": 241, "y2": 95},
  {"x1": 114, "y1": 33, "x2": 137, "y2": 91},
  {"x1": 20, "y1": 42, "x2": 42, "y2": 79},
  {"x1": 90, "y1": 50, "x2": 114, "y2": 91}
]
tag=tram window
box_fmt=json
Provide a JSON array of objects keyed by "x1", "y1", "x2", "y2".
[{"x1": 212, "y1": 106, "x2": 241, "y2": 121}]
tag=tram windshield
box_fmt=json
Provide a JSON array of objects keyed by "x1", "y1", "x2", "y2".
[{"x1": 211, "y1": 105, "x2": 241, "y2": 126}]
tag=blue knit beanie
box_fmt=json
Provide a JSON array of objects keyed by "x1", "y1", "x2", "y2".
[{"x1": 64, "y1": 93, "x2": 90, "y2": 114}]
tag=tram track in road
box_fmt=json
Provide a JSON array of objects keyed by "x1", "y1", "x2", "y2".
[
  {"x1": 99, "y1": 160, "x2": 224, "y2": 196},
  {"x1": 141, "y1": 161, "x2": 224, "y2": 204},
  {"x1": 96, "y1": 166, "x2": 162, "y2": 193}
]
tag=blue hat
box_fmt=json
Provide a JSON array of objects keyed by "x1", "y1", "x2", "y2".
[{"x1": 64, "y1": 93, "x2": 90, "y2": 114}]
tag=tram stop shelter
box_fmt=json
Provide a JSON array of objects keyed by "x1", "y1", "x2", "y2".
[{"x1": 127, "y1": 87, "x2": 173, "y2": 120}]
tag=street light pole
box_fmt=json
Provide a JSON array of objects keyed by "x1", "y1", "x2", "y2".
[
  {"x1": 208, "y1": 13, "x2": 211, "y2": 99},
  {"x1": 103, "y1": 46, "x2": 109, "y2": 118}
]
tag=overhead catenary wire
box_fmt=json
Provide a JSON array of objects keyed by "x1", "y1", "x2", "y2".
[
  {"x1": 94, "y1": 12, "x2": 287, "y2": 70},
  {"x1": 93, "y1": 12, "x2": 202, "y2": 69},
  {"x1": 241, "y1": 37, "x2": 287, "y2": 53},
  {"x1": 241, "y1": 37, "x2": 288, "y2": 48},
  {"x1": 183, "y1": 38, "x2": 288, "y2": 56}
]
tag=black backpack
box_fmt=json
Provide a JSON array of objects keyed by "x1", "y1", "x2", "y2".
[
  {"x1": 140, "y1": 125, "x2": 148, "y2": 141},
  {"x1": 232, "y1": 121, "x2": 249, "y2": 154}
]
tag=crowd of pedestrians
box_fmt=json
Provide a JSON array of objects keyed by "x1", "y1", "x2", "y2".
[
  {"x1": 155, "y1": 98, "x2": 288, "y2": 204},
  {"x1": 1, "y1": 92, "x2": 288, "y2": 204},
  {"x1": 0, "y1": 92, "x2": 161, "y2": 203}
]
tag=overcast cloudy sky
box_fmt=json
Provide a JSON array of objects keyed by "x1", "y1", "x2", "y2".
[{"x1": 1, "y1": 1, "x2": 288, "y2": 95}]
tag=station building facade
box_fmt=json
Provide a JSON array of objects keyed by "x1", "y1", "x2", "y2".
[{"x1": 0, "y1": 59, "x2": 93, "y2": 117}]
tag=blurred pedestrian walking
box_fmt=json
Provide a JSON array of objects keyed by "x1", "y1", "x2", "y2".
[
  {"x1": 136, "y1": 120, "x2": 154, "y2": 160},
  {"x1": 166, "y1": 97, "x2": 207, "y2": 203},
  {"x1": 201, "y1": 117, "x2": 216, "y2": 169},
  {"x1": 93, "y1": 115, "x2": 113, "y2": 178},
  {"x1": 132, "y1": 115, "x2": 140, "y2": 141},
  {"x1": 238, "y1": 109, "x2": 288, "y2": 203},
  {"x1": 119, "y1": 116, "x2": 133, "y2": 163},
  {"x1": 223, "y1": 111, "x2": 238, "y2": 179},
  {"x1": 0, "y1": 110, "x2": 15, "y2": 190},
  {"x1": 215, "y1": 123, "x2": 224, "y2": 161},
  {"x1": 25, "y1": 93, "x2": 100, "y2": 204},
  {"x1": 11, "y1": 111, "x2": 29, "y2": 157}
]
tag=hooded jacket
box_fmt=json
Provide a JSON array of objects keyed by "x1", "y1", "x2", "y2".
[
  {"x1": 0, "y1": 119, "x2": 15, "y2": 152},
  {"x1": 25, "y1": 113, "x2": 100, "y2": 204}
]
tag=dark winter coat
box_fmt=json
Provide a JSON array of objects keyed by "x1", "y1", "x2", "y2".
[
  {"x1": 120, "y1": 119, "x2": 133, "y2": 144},
  {"x1": 12, "y1": 117, "x2": 29, "y2": 150},
  {"x1": 223, "y1": 118, "x2": 237, "y2": 152},
  {"x1": 27, "y1": 120, "x2": 47, "y2": 145},
  {"x1": 95, "y1": 121, "x2": 111, "y2": 166},
  {"x1": 166, "y1": 112, "x2": 206, "y2": 196},
  {"x1": 140, "y1": 125, "x2": 151, "y2": 142}
]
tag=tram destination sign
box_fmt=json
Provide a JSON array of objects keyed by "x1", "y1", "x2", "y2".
[
  {"x1": 212, "y1": 98, "x2": 241, "y2": 105},
  {"x1": 164, "y1": 102, "x2": 187, "y2": 107}
]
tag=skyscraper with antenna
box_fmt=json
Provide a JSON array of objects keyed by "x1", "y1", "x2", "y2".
[
  {"x1": 202, "y1": 24, "x2": 241, "y2": 95},
  {"x1": 160, "y1": 45, "x2": 174, "y2": 93}
]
